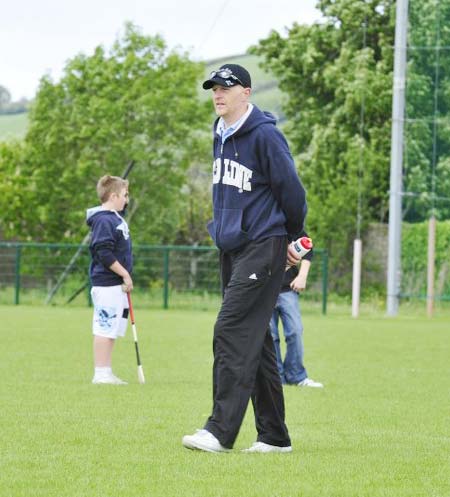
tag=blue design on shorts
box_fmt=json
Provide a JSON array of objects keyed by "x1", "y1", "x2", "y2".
[{"x1": 95, "y1": 306, "x2": 117, "y2": 330}]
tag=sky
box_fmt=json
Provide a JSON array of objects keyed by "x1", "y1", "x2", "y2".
[{"x1": 0, "y1": 0, "x2": 322, "y2": 100}]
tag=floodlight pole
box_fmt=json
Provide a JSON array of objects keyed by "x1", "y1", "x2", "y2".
[{"x1": 387, "y1": 0, "x2": 409, "y2": 316}]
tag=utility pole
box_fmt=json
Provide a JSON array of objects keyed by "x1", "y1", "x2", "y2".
[{"x1": 387, "y1": 0, "x2": 409, "y2": 316}]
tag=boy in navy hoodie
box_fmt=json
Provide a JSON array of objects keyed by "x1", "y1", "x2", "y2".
[
  {"x1": 183, "y1": 64, "x2": 308, "y2": 453},
  {"x1": 87, "y1": 175, "x2": 133, "y2": 385}
]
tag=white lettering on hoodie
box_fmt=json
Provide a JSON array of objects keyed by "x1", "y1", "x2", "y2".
[{"x1": 212, "y1": 158, "x2": 252, "y2": 192}]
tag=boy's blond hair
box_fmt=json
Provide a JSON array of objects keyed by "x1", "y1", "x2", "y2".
[{"x1": 96, "y1": 175, "x2": 129, "y2": 203}]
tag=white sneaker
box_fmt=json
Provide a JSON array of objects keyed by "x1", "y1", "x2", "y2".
[
  {"x1": 242, "y1": 441, "x2": 292, "y2": 453},
  {"x1": 182, "y1": 429, "x2": 230, "y2": 453},
  {"x1": 92, "y1": 374, "x2": 127, "y2": 385},
  {"x1": 298, "y1": 378, "x2": 323, "y2": 388}
]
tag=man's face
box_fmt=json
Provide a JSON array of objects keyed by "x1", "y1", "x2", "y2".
[{"x1": 212, "y1": 84, "x2": 250, "y2": 122}]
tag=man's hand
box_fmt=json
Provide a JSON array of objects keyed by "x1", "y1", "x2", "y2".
[{"x1": 286, "y1": 243, "x2": 302, "y2": 267}]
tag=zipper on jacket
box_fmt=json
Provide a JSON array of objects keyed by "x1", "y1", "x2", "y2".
[
  {"x1": 214, "y1": 137, "x2": 226, "y2": 243},
  {"x1": 219, "y1": 139, "x2": 225, "y2": 209}
]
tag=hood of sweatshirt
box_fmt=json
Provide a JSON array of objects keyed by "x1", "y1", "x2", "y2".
[
  {"x1": 213, "y1": 106, "x2": 277, "y2": 141},
  {"x1": 86, "y1": 206, "x2": 103, "y2": 224}
]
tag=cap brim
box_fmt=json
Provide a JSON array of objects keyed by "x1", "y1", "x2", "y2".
[{"x1": 202, "y1": 76, "x2": 238, "y2": 90}]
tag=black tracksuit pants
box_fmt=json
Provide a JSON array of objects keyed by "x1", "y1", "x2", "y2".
[{"x1": 204, "y1": 236, "x2": 291, "y2": 449}]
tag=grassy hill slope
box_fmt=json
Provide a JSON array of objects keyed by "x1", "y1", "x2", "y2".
[
  {"x1": 0, "y1": 112, "x2": 28, "y2": 141},
  {"x1": 0, "y1": 54, "x2": 281, "y2": 142}
]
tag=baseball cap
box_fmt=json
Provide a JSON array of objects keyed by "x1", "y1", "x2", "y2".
[{"x1": 202, "y1": 64, "x2": 252, "y2": 90}]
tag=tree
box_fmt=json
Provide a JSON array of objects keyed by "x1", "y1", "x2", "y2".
[
  {"x1": 252, "y1": 0, "x2": 396, "y2": 291},
  {"x1": 0, "y1": 85, "x2": 12, "y2": 110},
  {"x1": 174, "y1": 161, "x2": 213, "y2": 246},
  {"x1": 0, "y1": 140, "x2": 28, "y2": 238},
  {"x1": 253, "y1": 0, "x2": 450, "y2": 292},
  {"x1": 0, "y1": 85, "x2": 29, "y2": 114},
  {"x1": 403, "y1": 0, "x2": 450, "y2": 221},
  {"x1": 0, "y1": 22, "x2": 210, "y2": 243}
]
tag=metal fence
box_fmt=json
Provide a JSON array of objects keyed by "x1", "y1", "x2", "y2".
[{"x1": 0, "y1": 242, "x2": 328, "y2": 313}]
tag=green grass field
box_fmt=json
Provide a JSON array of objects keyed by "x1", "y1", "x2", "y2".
[{"x1": 1, "y1": 305, "x2": 449, "y2": 497}]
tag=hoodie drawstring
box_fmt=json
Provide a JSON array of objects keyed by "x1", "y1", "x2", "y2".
[{"x1": 232, "y1": 137, "x2": 239, "y2": 159}]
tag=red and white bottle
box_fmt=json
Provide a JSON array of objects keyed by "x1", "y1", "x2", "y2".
[
  {"x1": 290, "y1": 236, "x2": 313, "y2": 258},
  {"x1": 286, "y1": 236, "x2": 313, "y2": 270}
]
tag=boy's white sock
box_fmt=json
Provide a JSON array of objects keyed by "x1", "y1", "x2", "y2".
[{"x1": 95, "y1": 367, "x2": 112, "y2": 376}]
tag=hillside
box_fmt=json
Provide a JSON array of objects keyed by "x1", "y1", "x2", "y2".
[
  {"x1": 0, "y1": 54, "x2": 282, "y2": 142},
  {"x1": 0, "y1": 112, "x2": 28, "y2": 140}
]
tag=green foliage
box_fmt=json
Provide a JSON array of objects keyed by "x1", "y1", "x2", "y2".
[
  {"x1": 173, "y1": 161, "x2": 213, "y2": 246},
  {"x1": 0, "y1": 23, "x2": 210, "y2": 243},
  {"x1": 0, "y1": 84, "x2": 30, "y2": 115},
  {"x1": 0, "y1": 140, "x2": 29, "y2": 235},
  {"x1": 253, "y1": 0, "x2": 395, "y2": 291},
  {"x1": 403, "y1": 0, "x2": 450, "y2": 221},
  {"x1": 253, "y1": 0, "x2": 450, "y2": 292}
]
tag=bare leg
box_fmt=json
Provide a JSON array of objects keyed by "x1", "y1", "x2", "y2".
[{"x1": 93, "y1": 336, "x2": 115, "y2": 367}]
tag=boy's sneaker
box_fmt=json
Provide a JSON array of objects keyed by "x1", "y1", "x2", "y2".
[
  {"x1": 92, "y1": 374, "x2": 127, "y2": 385},
  {"x1": 182, "y1": 429, "x2": 230, "y2": 453},
  {"x1": 242, "y1": 441, "x2": 292, "y2": 453},
  {"x1": 298, "y1": 378, "x2": 323, "y2": 388}
]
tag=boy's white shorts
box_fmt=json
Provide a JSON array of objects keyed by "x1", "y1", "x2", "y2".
[{"x1": 91, "y1": 285, "x2": 129, "y2": 339}]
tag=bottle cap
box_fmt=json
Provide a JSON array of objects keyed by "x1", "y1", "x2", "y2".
[{"x1": 299, "y1": 237, "x2": 313, "y2": 250}]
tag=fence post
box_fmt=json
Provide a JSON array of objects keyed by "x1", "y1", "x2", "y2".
[
  {"x1": 322, "y1": 251, "x2": 328, "y2": 315},
  {"x1": 163, "y1": 248, "x2": 170, "y2": 309},
  {"x1": 14, "y1": 245, "x2": 21, "y2": 305}
]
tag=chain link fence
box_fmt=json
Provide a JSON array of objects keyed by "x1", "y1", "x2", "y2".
[{"x1": 0, "y1": 242, "x2": 328, "y2": 312}]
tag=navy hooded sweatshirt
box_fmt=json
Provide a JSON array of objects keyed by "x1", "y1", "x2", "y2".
[
  {"x1": 207, "y1": 105, "x2": 307, "y2": 253},
  {"x1": 86, "y1": 207, "x2": 133, "y2": 286}
]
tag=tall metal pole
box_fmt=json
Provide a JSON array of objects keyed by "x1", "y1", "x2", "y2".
[{"x1": 387, "y1": 0, "x2": 409, "y2": 316}]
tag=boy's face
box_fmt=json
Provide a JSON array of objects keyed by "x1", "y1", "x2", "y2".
[{"x1": 111, "y1": 187, "x2": 129, "y2": 211}]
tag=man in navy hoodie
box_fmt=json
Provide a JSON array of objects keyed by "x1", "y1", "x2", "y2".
[{"x1": 182, "y1": 64, "x2": 307, "y2": 453}]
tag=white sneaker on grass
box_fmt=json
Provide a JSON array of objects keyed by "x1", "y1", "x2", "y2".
[
  {"x1": 92, "y1": 374, "x2": 127, "y2": 385},
  {"x1": 298, "y1": 378, "x2": 323, "y2": 388},
  {"x1": 182, "y1": 429, "x2": 230, "y2": 453},
  {"x1": 242, "y1": 441, "x2": 292, "y2": 453}
]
